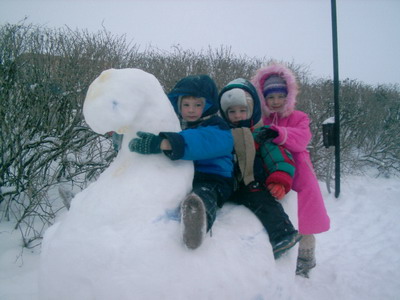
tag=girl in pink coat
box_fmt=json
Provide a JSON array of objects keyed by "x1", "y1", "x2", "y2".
[{"x1": 251, "y1": 63, "x2": 330, "y2": 278}]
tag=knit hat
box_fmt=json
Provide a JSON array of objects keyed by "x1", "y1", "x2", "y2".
[
  {"x1": 262, "y1": 75, "x2": 288, "y2": 98},
  {"x1": 220, "y1": 88, "x2": 253, "y2": 118}
]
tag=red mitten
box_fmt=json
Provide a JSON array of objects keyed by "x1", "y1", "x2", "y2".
[
  {"x1": 265, "y1": 171, "x2": 293, "y2": 194},
  {"x1": 267, "y1": 183, "x2": 286, "y2": 200}
]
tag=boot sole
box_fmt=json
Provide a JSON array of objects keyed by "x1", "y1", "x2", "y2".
[{"x1": 181, "y1": 194, "x2": 206, "y2": 249}]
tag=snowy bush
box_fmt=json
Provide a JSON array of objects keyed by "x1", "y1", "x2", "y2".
[
  {"x1": 298, "y1": 77, "x2": 400, "y2": 182},
  {"x1": 0, "y1": 23, "x2": 121, "y2": 246},
  {"x1": 1, "y1": 22, "x2": 399, "y2": 246}
]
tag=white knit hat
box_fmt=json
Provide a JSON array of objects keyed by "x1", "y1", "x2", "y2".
[
  {"x1": 220, "y1": 88, "x2": 246, "y2": 112},
  {"x1": 220, "y1": 88, "x2": 254, "y2": 119}
]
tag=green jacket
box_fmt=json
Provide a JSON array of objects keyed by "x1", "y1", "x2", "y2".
[
  {"x1": 218, "y1": 78, "x2": 296, "y2": 193},
  {"x1": 252, "y1": 126, "x2": 295, "y2": 193}
]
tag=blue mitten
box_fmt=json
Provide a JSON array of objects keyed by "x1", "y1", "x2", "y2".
[{"x1": 129, "y1": 131, "x2": 162, "y2": 154}]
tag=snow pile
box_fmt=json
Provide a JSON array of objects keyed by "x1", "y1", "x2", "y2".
[
  {"x1": 2, "y1": 174, "x2": 400, "y2": 299},
  {"x1": 38, "y1": 68, "x2": 299, "y2": 300}
]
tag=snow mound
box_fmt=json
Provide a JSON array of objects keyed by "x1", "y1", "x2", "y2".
[{"x1": 39, "y1": 68, "x2": 298, "y2": 300}]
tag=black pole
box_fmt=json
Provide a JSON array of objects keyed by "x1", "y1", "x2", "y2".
[{"x1": 331, "y1": 0, "x2": 341, "y2": 197}]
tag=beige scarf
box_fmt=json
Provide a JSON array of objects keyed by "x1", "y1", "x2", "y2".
[
  {"x1": 231, "y1": 128, "x2": 256, "y2": 186},
  {"x1": 231, "y1": 121, "x2": 263, "y2": 186}
]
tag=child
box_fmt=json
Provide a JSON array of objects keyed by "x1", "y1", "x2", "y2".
[
  {"x1": 218, "y1": 78, "x2": 301, "y2": 259},
  {"x1": 129, "y1": 74, "x2": 234, "y2": 250},
  {"x1": 251, "y1": 63, "x2": 330, "y2": 277}
]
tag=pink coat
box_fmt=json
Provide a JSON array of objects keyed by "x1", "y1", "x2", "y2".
[{"x1": 251, "y1": 64, "x2": 330, "y2": 235}]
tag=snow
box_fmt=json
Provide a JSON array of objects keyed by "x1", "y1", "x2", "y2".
[
  {"x1": 322, "y1": 117, "x2": 335, "y2": 124},
  {"x1": 37, "y1": 68, "x2": 300, "y2": 299},
  {"x1": 2, "y1": 175, "x2": 399, "y2": 299},
  {"x1": 1, "y1": 68, "x2": 400, "y2": 299}
]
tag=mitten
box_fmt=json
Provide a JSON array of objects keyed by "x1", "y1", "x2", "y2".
[
  {"x1": 265, "y1": 171, "x2": 292, "y2": 194},
  {"x1": 129, "y1": 131, "x2": 162, "y2": 154},
  {"x1": 267, "y1": 183, "x2": 286, "y2": 200},
  {"x1": 255, "y1": 127, "x2": 279, "y2": 143},
  {"x1": 111, "y1": 132, "x2": 124, "y2": 152}
]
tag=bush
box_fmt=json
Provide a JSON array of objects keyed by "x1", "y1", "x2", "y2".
[{"x1": 1, "y1": 22, "x2": 399, "y2": 246}]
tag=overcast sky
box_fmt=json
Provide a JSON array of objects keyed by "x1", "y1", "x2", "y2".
[{"x1": 1, "y1": 0, "x2": 399, "y2": 85}]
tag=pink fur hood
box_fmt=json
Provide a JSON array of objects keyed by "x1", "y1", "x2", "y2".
[{"x1": 251, "y1": 64, "x2": 298, "y2": 118}]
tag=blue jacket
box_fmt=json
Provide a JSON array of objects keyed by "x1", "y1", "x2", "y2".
[
  {"x1": 162, "y1": 75, "x2": 234, "y2": 179},
  {"x1": 160, "y1": 116, "x2": 233, "y2": 178}
]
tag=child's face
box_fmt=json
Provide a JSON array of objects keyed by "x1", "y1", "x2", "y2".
[
  {"x1": 180, "y1": 96, "x2": 205, "y2": 122},
  {"x1": 227, "y1": 105, "x2": 248, "y2": 125},
  {"x1": 265, "y1": 93, "x2": 287, "y2": 111}
]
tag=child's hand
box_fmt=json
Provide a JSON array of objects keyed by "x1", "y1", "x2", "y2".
[
  {"x1": 267, "y1": 183, "x2": 286, "y2": 200},
  {"x1": 255, "y1": 127, "x2": 278, "y2": 143},
  {"x1": 129, "y1": 131, "x2": 162, "y2": 154}
]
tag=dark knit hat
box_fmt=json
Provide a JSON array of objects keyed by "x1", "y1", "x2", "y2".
[{"x1": 262, "y1": 75, "x2": 288, "y2": 97}]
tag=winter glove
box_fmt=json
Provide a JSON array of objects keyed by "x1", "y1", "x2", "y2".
[
  {"x1": 255, "y1": 127, "x2": 279, "y2": 144},
  {"x1": 267, "y1": 183, "x2": 286, "y2": 200},
  {"x1": 111, "y1": 132, "x2": 124, "y2": 152},
  {"x1": 129, "y1": 131, "x2": 162, "y2": 154}
]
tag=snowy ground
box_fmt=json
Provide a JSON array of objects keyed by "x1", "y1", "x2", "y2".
[{"x1": 1, "y1": 174, "x2": 399, "y2": 300}]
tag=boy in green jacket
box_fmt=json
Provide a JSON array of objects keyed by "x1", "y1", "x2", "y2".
[{"x1": 219, "y1": 78, "x2": 301, "y2": 259}]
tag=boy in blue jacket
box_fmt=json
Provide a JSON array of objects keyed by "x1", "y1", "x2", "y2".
[{"x1": 129, "y1": 75, "x2": 234, "y2": 250}]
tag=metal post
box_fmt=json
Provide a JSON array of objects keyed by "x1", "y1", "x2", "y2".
[{"x1": 331, "y1": 0, "x2": 341, "y2": 197}]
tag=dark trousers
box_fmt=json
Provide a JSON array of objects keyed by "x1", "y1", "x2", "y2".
[
  {"x1": 192, "y1": 181, "x2": 219, "y2": 232},
  {"x1": 229, "y1": 182, "x2": 296, "y2": 244},
  {"x1": 192, "y1": 172, "x2": 233, "y2": 232}
]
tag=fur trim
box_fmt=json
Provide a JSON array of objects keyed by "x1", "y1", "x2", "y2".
[{"x1": 251, "y1": 63, "x2": 298, "y2": 118}]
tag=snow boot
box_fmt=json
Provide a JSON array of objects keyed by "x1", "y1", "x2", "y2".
[
  {"x1": 272, "y1": 231, "x2": 302, "y2": 259},
  {"x1": 296, "y1": 235, "x2": 316, "y2": 278},
  {"x1": 295, "y1": 257, "x2": 316, "y2": 278},
  {"x1": 181, "y1": 193, "x2": 206, "y2": 250}
]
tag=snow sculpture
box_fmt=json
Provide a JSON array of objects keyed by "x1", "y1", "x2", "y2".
[{"x1": 39, "y1": 68, "x2": 298, "y2": 300}]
